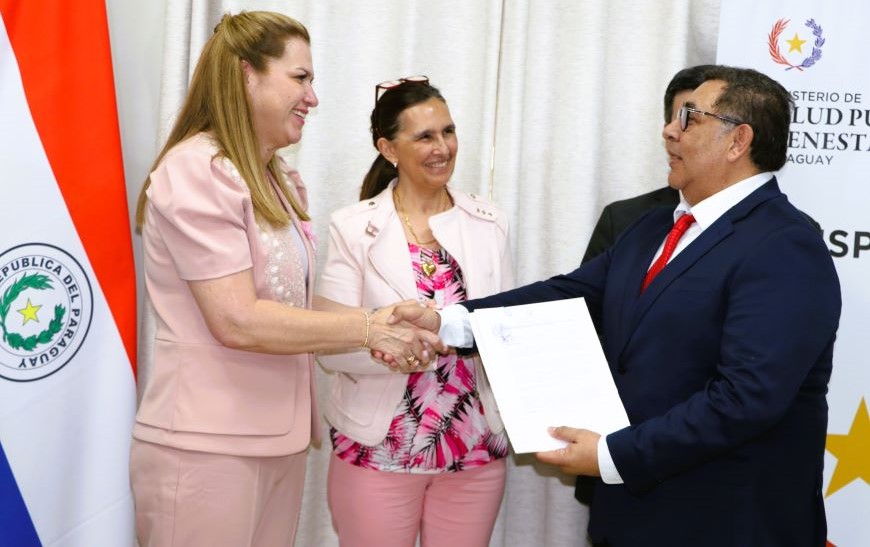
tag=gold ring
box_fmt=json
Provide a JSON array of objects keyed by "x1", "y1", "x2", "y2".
[{"x1": 405, "y1": 355, "x2": 417, "y2": 364}]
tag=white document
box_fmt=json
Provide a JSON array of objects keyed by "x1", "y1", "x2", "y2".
[{"x1": 469, "y1": 297, "x2": 629, "y2": 453}]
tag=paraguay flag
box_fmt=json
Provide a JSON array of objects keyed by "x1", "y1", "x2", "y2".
[{"x1": 0, "y1": 1, "x2": 137, "y2": 545}]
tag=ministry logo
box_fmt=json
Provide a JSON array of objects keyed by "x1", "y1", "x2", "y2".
[
  {"x1": 0, "y1": 243, "x2": 93, "y2": 382},
  {"x1": 768, "y1": 18, "x2": 825, "y2": 71}
]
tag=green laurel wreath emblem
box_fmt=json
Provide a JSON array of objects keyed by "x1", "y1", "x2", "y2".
[{"x1": 0, "y1": 272, "x2": 66, "y2": 351}]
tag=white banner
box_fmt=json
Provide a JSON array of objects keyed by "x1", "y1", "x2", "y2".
[{"x1": 718, "y1": 2, "x2": 870, "y2": 546}]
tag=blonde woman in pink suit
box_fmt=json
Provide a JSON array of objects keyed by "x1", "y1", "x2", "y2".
[
  {"x1": 131, "y1": 12, "x2": 438, "y2": 547},
  {"x1": 317, "y1": 78, "x2": 514, "y2": 547}
]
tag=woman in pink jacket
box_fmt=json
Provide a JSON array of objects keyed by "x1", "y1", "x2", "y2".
[
  {"x1": 131, "y1": 13, "x2": 435, "y2": 547},
  {"x1": 317, "y1": 78, "x2": 515, "y2": 547}
]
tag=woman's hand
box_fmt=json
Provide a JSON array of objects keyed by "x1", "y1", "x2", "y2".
[{"x1": 367, "y1": 302, "x2": 446, "y2": 372}]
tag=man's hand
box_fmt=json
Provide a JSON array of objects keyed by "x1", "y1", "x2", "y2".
[
  {"x1": 367, "y1": 303, "x2": 445, "y2": 372},
  {"x1": 370, "y1": 302, "x2": 448, "y2": 369},
  {"x1": 535, "y1": 427, "x2": 601, "y2": 476},
  {"x1": 389, "y1": 302, "x2": 441, "y2": 332}
]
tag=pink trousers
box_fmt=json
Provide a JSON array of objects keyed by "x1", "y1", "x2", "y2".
[
  {"x1": 327, "y1": 453, "x2": 506, "y2": 547},
  {"x1": 130, "y1": 439, "x2": 307, "y2": 547}
]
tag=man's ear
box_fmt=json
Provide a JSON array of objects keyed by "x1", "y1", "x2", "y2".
[
  {"x1": 376, "y1": 137, "x2": 396, "y2": 165},
  {"x1": 728, "y1": 123, "x2": 754, "y2": 162}
]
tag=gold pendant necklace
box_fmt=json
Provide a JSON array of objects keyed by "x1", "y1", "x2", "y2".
[
  {"x1": 394, "y1": 188, "x2": 442, "y2": 277},
  {"x1": 420, "y1": 252, "x2": 437, "y2": 277}
]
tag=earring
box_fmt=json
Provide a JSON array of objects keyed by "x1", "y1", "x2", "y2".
[{"x1": 392, "y1": 162, "x2": 398, "y2": 169}]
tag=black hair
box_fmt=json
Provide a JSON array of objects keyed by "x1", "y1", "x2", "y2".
[
  {"x1": 703, "y1": 65, "x2": 794, "y2": 171},
  {"x1": 663, "y1": 65, "x2": 716, "y2": 123}
]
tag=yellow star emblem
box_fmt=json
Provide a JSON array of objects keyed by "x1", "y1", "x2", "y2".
[
  {"x1": 16, "y1": 298, "x2": 42, "y2": 325},
  {"x1": 825, "y1": 398, "x2": 870, "y2": 497},
  {"x1": 786, "y1": 32, "x2": 807, "y2": 53}
]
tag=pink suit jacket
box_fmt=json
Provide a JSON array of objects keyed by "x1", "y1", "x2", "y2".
[
  {"x1": 135, "y1": 134, "x2": 318, "y2": 457},
  {"x1": 317, "y1": 182, "x2": 514, "y2": 446}
]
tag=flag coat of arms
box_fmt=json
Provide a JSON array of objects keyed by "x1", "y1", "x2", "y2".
[{"x1": 0, "y1": 0, "x2": 137, "y2": 545}]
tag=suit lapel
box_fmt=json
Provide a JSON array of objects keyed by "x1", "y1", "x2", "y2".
[
  {"x1": 366, "y1": 185, "x2": 417, "y2": 300},
  {"x1": 429, "y1": 188, "x2": 476, "y2": 296},
  {"x1": 611, "y1": 210, "x2": 670, "y2": 356},
  {"x1": 273, "y1": 178, "x2": 317, "y2": 307},
  {"x1": 614, "y1": 178, "x2": 783, "y2": 363}
]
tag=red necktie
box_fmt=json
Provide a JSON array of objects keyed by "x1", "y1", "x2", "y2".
[{"x1": 641, "y1": 214, "x2": 695, "y2": 292}]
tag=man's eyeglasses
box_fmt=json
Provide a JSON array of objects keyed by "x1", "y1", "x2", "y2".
[
  {"x1": 678, "y1": 106, "x2": 744, "y2": 132},
  {"x1": 374, "y1": 75, "x2": 429, "y2": 105}
]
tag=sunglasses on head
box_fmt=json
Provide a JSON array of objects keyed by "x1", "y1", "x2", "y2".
[
  {"x1": 374, "y1": 75, "x2": 430, "y2": 105},
  {"x1": 372, "y1": 75, "x2": 430, "y2": 139}
]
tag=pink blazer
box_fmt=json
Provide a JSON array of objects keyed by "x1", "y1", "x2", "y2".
[
  {"x1": 135, "y1": 134, "x2": 318, "y2": 457},
  {"x1": 317, "y1": 182, "x2": 514, "y2": 446}
]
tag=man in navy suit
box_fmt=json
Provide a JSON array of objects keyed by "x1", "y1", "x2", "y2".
[{"x1": 391, "y1": 66, "x2": 841, "y2": 546}]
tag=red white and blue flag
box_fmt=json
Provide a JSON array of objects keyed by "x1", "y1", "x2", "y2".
[{"x1": 0, "y1": 1, "x2": 137, "y2": 545}]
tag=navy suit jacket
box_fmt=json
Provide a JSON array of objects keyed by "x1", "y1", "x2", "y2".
[{"x1": 465, "y1": 179, "x2": 840, "y2": 546}]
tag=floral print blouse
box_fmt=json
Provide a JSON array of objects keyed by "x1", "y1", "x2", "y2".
[{"x1": 330, "y1": 243, "x2": 508, "y2": 473}]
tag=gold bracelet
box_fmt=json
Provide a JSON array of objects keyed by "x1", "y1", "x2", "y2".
[{"x1": 362, "y1": 310, "x2": 371, "y2": 348}]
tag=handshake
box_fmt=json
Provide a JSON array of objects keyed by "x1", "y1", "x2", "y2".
[
  {"x1": 363, "y1": 299, "x2": 603, "y2": 475},
  {"x1": 366, "y1": 301, "x2": 450, "y2": 373}
]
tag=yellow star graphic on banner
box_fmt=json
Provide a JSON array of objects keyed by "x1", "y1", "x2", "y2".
[
  {"x1": 825, "y1": 398, "x2": 870, "y2": 497},
  {"x1": 16, "y1": 298, "x2": 42, "y2": 325},
  {"x1": 786, "y1": 32, "x2": 807, "y2": 53}
]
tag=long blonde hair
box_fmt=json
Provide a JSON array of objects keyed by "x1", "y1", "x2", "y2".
[{"x1": 135, "y1": 11, "x2": 310, "y2": 230}]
